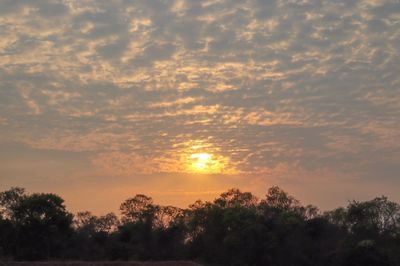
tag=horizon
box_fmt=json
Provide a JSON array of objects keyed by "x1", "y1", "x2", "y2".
[
  {"x1": 1, "y1": 0, "x2": 399, "y2": 215},
  {"x1": 3, "y1": 183, "x2": 400, "y2": 217}
]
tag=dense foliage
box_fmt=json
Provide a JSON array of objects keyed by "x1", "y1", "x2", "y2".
[{"x1": 1, "y1": 187, "x2": 400, "y2": 265}]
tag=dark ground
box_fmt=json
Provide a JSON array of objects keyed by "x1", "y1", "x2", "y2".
[{"x1": 1, "y1": 262, "x2": 202, "y2": 266}]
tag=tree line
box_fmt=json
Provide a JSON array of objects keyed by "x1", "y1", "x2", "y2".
[{"x1": 1, "y1": 186, "x2": 400, "y2": 265}]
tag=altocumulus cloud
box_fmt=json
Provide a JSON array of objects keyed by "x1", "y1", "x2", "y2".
[{"x1": 0, "y1": 0, "x2": 399, "y2": 210}]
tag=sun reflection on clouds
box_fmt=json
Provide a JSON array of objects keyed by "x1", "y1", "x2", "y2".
[
  {"x1": 188, "y1": 153, "x2": 216, "y2": 173},
  {"x1": 185, "y1": 151, "x2": 235, "y2": 174},
  {"x1": 88, "y1": 139, "x2": 238, "y2": 176},
  {"x1": 176, "y1": 141, "x2": 237, "y2": 174}
]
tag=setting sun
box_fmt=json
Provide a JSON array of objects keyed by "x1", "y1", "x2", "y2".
[
  {"x1": 190, "y1": 153, "x2": 213, "y2": 171},
  {"x1": 187, "y1": 152, "x2": 229, "y2": 174}
]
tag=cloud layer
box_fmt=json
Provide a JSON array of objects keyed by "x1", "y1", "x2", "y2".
[{"x1": 1, "y1": 0, "x2": 399, "y2": 211}]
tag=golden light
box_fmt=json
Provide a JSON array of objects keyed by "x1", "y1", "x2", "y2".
[
  {"x1": 176, "y1": 140, "x2": 237, "y2": 174},
  {"x1": 187, "y1": 152, "x2": 232, "y2": 174},
  {"x1": 190, "y1": 153, "x2": 213, "y2": 171}
]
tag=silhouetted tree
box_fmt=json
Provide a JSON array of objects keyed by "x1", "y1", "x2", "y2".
[
  {"x1": 4, "y1": 191, "x2": 73, "y2": 260},
  {"x1": 120, "y1": 194, "x2": 158, "y2": 224},
  {"x1": 1, "y1": 186, "x2": 400, "y2": 265},
  {"x1": 0, "y1": 187, "x2": 26, "y2": 220}
]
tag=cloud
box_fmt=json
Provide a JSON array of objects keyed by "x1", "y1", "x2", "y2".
[{"x1": 0, "y1": 0, "x2": 399, "y2": 196}]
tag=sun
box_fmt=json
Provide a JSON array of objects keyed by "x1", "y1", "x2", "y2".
[
  {"x1": 190, "y1": 153, "x2": 213, "y2": 172},
  {"x1": 181, "y1": 141, "x2": 236, "y2": 174}
]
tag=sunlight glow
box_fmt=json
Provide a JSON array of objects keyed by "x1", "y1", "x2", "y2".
[
  {"x1": 190, "y1": 153, "x2": 213, "y2": 171},
  {"x1": 174, "y1": 140, "x2": 238, "y2": 174},
  {"x1": 187, "y1": 152, "x2": 234, "y2": 174}
]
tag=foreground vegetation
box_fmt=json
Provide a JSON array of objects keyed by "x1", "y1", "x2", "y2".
[
  {"x1": 1, "y1": 186, "x2": 400, "y2": 266},
  {"x1": 5, "y1": 262, "x2": 200, "y2": 266}
]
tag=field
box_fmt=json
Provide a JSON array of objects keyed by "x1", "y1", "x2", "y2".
[{"x1": 2, "y1": 262, "x2": 202, "y2": 266}]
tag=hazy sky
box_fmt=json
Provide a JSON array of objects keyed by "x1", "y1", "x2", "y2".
[{"x1": 1, "y1": 0, "x2": 399, "y2": 214}]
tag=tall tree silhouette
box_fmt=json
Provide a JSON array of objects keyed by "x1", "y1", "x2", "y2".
[{"x1": 1, "y1": 186, "x2": 400, "y2": 265}]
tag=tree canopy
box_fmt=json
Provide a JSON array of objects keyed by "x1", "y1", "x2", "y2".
[{"x1": 1, "y1": 186, "x2": 400, "y2": 265}]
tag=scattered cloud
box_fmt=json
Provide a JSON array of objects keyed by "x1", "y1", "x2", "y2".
[{"x1": 0, "y1": 0, "x2": 399, "y2": 210}]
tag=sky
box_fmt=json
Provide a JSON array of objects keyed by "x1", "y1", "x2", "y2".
[{"x1": 0, "y1": 0, "x2": 399, "y2": 214}]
